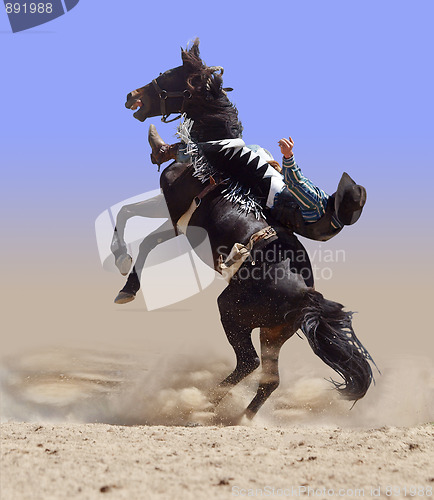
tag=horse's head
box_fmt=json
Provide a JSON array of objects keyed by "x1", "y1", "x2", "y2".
[
  {"x1": 125, "y1": 39, "x2": 203, "y2": 122},
  {"x1": 125, "y1": 39, "x2": 238, "y2": 135},
  {"x1": 125, "y1": 63, "x2": 188, "y2": 123}
]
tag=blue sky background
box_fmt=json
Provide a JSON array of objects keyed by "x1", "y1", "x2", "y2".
[{"x1": 1, "y1": 0, "x2": 433, "y2": 267}]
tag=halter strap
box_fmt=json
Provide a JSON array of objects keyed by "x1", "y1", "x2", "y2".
[{"x1": 152, "y1": 79, "x2": 192, "y2": 123}]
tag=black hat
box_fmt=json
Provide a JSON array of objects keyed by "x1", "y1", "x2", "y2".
[{"x1": 334, "y1": 172, "x2": 367, "y2": 226}]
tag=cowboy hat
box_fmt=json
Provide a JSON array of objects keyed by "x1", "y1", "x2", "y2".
[{"x1": 334, "y1": 172, "x2": 367, "y2": 225}]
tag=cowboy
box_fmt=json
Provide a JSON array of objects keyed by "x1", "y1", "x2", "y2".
[{"x1": 148, "y1": 125, "x2": 366, "y2": 241}]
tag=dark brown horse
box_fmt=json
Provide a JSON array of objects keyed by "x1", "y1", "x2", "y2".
[{"x1": 121, "y1": 39, "x2": 376, "y2": 419}]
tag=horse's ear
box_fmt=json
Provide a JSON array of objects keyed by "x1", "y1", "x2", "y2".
[
  {"x1": 181, "y1": 38, "x2": 201, "y2": 70},
  {"x1": 189, "y1": 38, "x2": 201, "y2": 58}
]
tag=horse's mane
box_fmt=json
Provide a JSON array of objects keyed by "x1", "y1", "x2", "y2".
[{"x1": 181, "y1": 39, "x2": 243, "y2": 142}]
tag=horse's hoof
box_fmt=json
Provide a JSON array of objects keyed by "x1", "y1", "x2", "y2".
[
  {"x1": 208, "y1": 385, "x2": 232, "y2": 406},
  {"x1": 114, "y1": 291, "x2": 136, "y2": 304},
  {"x1": 243, "y1": 409, "x2": 256, "y2": 421},
  {"x1": 115, "y1": 254, "x2": 132, "y2": 276}
]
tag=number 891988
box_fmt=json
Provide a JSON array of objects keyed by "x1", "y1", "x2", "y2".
[{"x1": 5, "y1": 3, "x2": 53, "y2": 14}]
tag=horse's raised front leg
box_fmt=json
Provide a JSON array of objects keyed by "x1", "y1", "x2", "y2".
[
  {"x1": 244, "y1": 324, "x2": 296, "y2": 419},
  {"x1": 111, "y1": 194, "x2": 169, "y2": 275},
  {"x1": 114, "y1": 220, "x2": 176, "y2": 304},
  {"x1": 111, "y1": 203, "x2": 139, "y2": 275}
]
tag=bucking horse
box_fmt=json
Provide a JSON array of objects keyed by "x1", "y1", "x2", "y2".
[{"x1": 116, "y1": 39, "x2": 376, "y2": 419}]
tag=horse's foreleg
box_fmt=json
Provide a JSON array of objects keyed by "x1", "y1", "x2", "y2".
[
  {"x1": 244, "y1": 325, "x2": 295, "y2": 419},
  {"x1": 114, "y1": 220, "x2": 176, "y2": 304},
  {"x1": 111, "y1": 195, "x2": 169, "y2": 275},
  {"x1": 110, "y1": 204, "x2": 137, "y2": 273}
]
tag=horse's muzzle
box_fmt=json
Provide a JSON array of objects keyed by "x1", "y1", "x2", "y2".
[
  {"x1": 125, "y1": 85, "x2": 154, "y2": 121},
  {"x1": 125, "y1": 89, "x2": 142, "y2": 109}
]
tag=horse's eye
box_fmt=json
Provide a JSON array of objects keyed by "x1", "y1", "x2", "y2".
[{"x1": 159, "y1": 72, "x2": 162, "y2": 76}]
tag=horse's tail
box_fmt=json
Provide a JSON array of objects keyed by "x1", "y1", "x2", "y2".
[{"x1": 299, "y1": 289, "x2": 376, "y2": 401}]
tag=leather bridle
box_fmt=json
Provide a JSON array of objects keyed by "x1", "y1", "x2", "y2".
[
  {"x1": 151, "y1": 69, "x2": 233, "y2": 123},
  {"x1": 151, "y1": 78, "x2": 192, "y2": 123}
]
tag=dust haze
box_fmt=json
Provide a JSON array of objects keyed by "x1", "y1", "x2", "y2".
[{"x1": 1, "y1": 345, "x2": 432, "y2": 428}]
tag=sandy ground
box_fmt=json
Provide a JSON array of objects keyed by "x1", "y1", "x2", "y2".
[
  {"x1": 0, "y1": 345, "x2": 433, "y2": 500},
  {"x1": 1, "y1": 422, "x2": 433, "y2": 500},
  {"x1": 1, "y1": 257, "x2": 433, "y2": 500}
]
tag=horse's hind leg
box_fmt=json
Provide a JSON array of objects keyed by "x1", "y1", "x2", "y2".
[
  {"x1": 211, "y1": 308, "x2": 260, "y2": 404},
  {"x1": 244, "y1": 324, "x2": 296, "y2": 419}
]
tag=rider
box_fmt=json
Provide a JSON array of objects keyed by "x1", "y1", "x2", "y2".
[{"x1": 148, "y1": 125, "x2": 366, "y2": 240}]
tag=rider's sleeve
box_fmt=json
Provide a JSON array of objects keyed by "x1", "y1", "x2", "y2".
[
  {"x1": 282, "y1": 156, "x2": 343, "y2": 229},
  {"x1": 282, "y1": 156, "x2": 329, "y2": 213}
]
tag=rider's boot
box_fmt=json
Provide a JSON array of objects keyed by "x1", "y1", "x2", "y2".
[{"x1": 148, "y1": 124, "x2": 181, "y2": 166}]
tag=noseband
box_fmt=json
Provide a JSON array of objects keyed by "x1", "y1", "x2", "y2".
[{"x1": 152, "y1": 79, "x2": 192, "y2": 123}]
